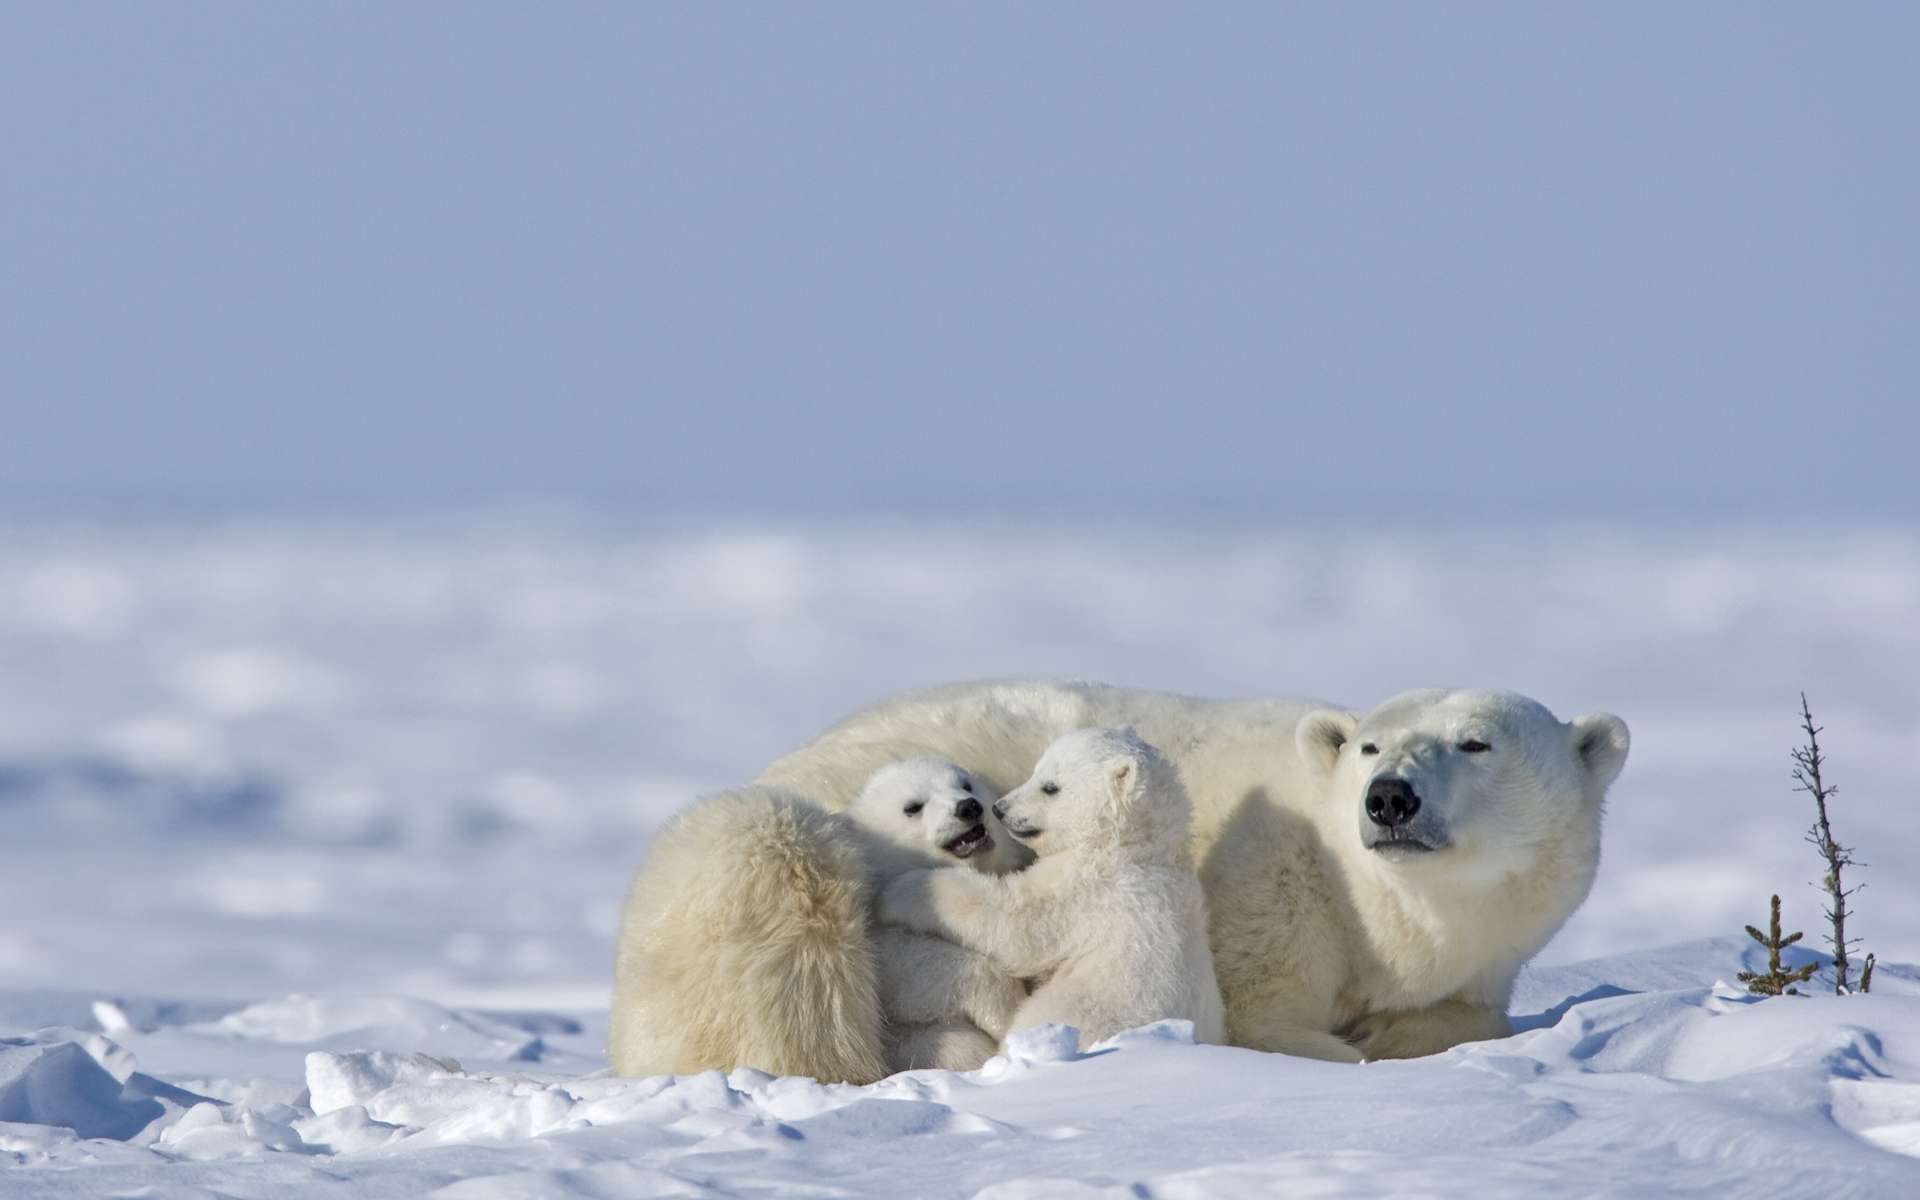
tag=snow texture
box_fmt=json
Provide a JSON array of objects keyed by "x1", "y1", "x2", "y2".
[{"x1": 1, "y1": 514, "x2": 1917, "y2": 1195}]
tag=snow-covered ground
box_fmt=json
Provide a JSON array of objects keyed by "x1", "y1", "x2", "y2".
[{"x1": 3, "y1": 512, "x2": 1917, "y2": 1194}]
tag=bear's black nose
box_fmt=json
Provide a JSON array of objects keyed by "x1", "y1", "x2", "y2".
[
  {"x1": 1365, "y1": 777, "x2": 1421, "y2": 827},
  {"x1": 991, "y1": 799, "x2": 1008, "y2": 820},
  {"x1": 955, "y1": 797, "x2": 982, "y2": 821}
]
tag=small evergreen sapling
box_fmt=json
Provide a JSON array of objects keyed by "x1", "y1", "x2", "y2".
[{"x1": 1737, "y1": 894, "x2": 1817, "y2": 997}]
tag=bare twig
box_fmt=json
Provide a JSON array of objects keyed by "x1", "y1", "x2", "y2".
[{"x1": 1793, "y1": 693, "x2": 1861, "y2": 994}]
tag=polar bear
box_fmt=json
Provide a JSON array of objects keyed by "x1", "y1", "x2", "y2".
[
  {"x1": 849, "y1": 758, "x2": 1034, "y2": 1070},
  {"x1": 879, "y1": 728, "x2": 1226, "y2": 1047},
  {"x1": 752, "y1": 681, "x2": 1628, "y2": 1062},
  {"x1": 608, "y1": 758, "x2": 1029, "y2": 1081}
]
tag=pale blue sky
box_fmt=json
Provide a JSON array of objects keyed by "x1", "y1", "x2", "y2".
[{"x1": 2, "y1": 3, "x2": 1914, "y2": 516}]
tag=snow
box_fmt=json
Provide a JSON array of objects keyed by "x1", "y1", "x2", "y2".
[
  {"x1": 4, "y1": 955, "x2": 1920, "y2": 1193},
  {"x1": 2, "y1": 512, "x2": 1917, "y2": 1194}
]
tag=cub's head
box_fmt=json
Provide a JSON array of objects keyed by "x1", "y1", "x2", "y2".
[
  {"x1": 992, "y1": 727, "x2": 1191, "y2": 862},
  {"x1": 1297, "y1": 690, "x2": 1629, "y2": 886},
  {"x1": 849, "y1": 757, "x2": 1030, "y2": 876}
]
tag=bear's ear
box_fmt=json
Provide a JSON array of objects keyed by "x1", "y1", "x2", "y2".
[
  {"x1": 1296, "y1": 709, "x2": 1359, "y2": 776},
  {"x1": 1572, "y1": 713, "x2": 1631, "y2": 790},
  {"x1": 1108, "y1": 755, "x2": 1138, "y2": 804}
]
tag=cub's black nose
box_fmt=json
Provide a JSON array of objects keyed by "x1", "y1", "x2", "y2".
[
  {"x1": 1366, "y1": 778, "x2": 1421, "y2": 827},
  {"x1": 991, "y1": 799, "x2": 1008, "y2": 820},
  {"x1": 956, "y1": 797, "x2": 982, "y2": 821}
]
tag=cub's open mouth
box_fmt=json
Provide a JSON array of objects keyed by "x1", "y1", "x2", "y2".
[{"x1": 944, "y1": 824, "x2": 993, "y2": 858}]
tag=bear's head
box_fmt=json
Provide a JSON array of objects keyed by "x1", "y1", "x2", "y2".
[
  {"x1": 992, "y1": 726, "x2": 1193, "y2": 863},
  {"x1": 1295, "y1": 690, "x2": 1629, "y2": 886},
  {"x1": 849, "y1": 757, "x2": 1031, "y2": 877}
]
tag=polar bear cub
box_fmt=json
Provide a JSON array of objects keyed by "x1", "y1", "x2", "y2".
[
  {"x1": 607, "y1": 758, "x2": 1029, "y2": 1083},
  {"x1": 879, "y1": 727, "x2": 1226, "y2": 1048},
  {"x1": 847, "y1": 758, "x2": 1033, "y2": 1071}
]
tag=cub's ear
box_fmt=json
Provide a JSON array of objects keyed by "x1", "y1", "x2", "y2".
[
  {"x1": 1108, "y1": 755, "x2": 1138, "y2": 803},
  {"x1": 1572, "y1": 713, "x2": 1631, "y2": 790},
  {"x1": 1296, "y1": 709, "x2": 1359, "y2": 776}
]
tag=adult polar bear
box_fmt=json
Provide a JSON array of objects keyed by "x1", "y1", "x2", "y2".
[{"x1": 754, "y1": 680, "x2": 1629, "y2": 1062}]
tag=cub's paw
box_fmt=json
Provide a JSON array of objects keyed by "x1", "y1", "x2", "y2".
[
  {"x1": 1345, "y1": 1011, "x2": 1430, "y2": 1061},
  {"x1": 1346, "y1": 1004, "x2": 1509, "y2": 1061},
  {"x1": 966, "y1": 969, "x2": 1030, "y2": 1039}
]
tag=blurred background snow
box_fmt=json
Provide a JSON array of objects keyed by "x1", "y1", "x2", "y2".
[{"x1": 2, "y1": 511, "x2": 1914, "y2": 1009}]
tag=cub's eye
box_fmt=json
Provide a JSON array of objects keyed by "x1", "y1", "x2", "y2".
[
  {"x1": 1358, "y1": 743, "x2": 1379, "y2": 756},
  {"x1": 903, "y1": 801, "x2": 925, "y2": 816},
  {"x1": 960, "y1": 779, "x2": 974, "y2": 793},
  {"x1": 1459, "y1": 740, "x2": 1491, "y2": 754},
  {"x1": 1039, "y1": 782, "x2": 1060, "y2": 796}
]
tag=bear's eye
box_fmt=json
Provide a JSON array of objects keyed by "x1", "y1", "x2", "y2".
[
  {"x1": 1358, "y1": 743, "x2": 1379, "y2": 756},
  {"x1": 903, "y1": 800, "x2": 925, "y2": 816},
  {"x1": 1039, "y1": 782, "x2": 1060, "y2": 796},
  {"x1": 1459, "y1": 739, "x2": 1491, "y2": 754},
  {"x1": 959, "y1": 779, "x2": 973, "y2": 794}
]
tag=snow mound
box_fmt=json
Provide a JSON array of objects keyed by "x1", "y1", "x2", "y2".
[
  {"x1": 995, "y1": 1023, "x2": 1083, "y2": 1067},
  {"x1": 0, "y1": 1029, "x2": 209, "y2": 1150},
  {"x1": 207, "y1": 994, "x2": 546, "y2": 1062},
  {"x1": 4, "y1": 947, "x2": 1920, "y2": 1191},
  {"x1": 0, "y1": 1036, "x2": 153, "y2": 1140},
  {"x1": 304, "y1": 1050, "x2": 576, "y2": 1144}
]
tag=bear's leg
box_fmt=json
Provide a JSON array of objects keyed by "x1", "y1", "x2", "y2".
[
  {"x1": 1230, "y1": 1015, "x2": 1365, "y2": 1063},
  {"x1": 1345, "y1": 1000, "x2": 1512, "y2": 1060},
  {"x1": 1213, "y1": 927, "x2": 1360, "y2": 1061},
  {"x1": 1002, "y1": 974, "x2": 1137, "y2": 1049},
  {"x1": 878, "y1": 929, "x2": 1028, "y2": 1038},
  {"x1": 887, "y1": 1022, "x2": 1002, "y2": 1072},
  {"x1": 879, "y1": 866, "x2": 1071, "y2": 980}
]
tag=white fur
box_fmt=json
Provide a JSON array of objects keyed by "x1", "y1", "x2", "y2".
[
  {"x1": 607, "y1": 758, "x2": 1029, "y2": 1081},
  {"x1": 757, "y1": 680, "x2": 1628, "y2": 1061},
  {"x1": 879, "y1": 728, "x2": 1226, "y2": 1047},
  {"x1": 607, "y1": 787, "x2": 886, "y2": 1082},
  {"x1": 848, "y1": 758, "x2": 1032, "y2": 1071}
]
